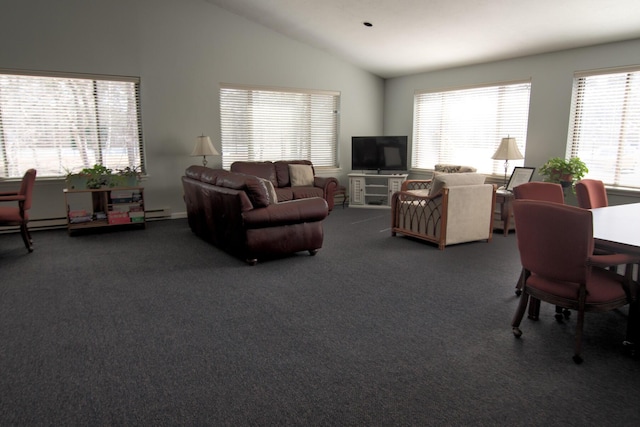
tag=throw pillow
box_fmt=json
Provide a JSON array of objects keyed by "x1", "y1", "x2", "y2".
[
  {"x1": 289, "y1": 164, "x2": 314, "y2": 187},
  {"x1": 260, "y1": 178, "x2": 278, "y2": 204}
]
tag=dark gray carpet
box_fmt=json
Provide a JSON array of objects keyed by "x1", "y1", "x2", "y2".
[{"x1": 1, "y1": 208, "x2": 639, "y2": 426}]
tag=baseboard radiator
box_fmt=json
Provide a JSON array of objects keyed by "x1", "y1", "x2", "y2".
[{"x1": 0, "y1": 207, "x2": 181, "y2": 234}]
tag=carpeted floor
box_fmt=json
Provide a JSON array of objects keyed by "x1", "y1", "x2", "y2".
[{"x1": 1, "y1": 207, "x2": 639, "y2": 425}]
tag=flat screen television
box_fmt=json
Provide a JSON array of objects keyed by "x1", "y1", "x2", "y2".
[{"x1": 351, "y1": 136, "x2": 408, "y2": 172}]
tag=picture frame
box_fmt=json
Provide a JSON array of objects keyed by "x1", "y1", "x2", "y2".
[{"x1": 506, "y1": 167, "x2": 535, "y2": 191}]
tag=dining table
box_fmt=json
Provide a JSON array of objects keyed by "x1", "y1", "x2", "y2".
[
  {"x1": 591, "y1": 202, "x2": 640, "y2": 353},
  {"x1": 591, "y1": 202, "x2": 640, "y2": 256}
]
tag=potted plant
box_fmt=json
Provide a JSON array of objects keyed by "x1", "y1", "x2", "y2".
[
  {"x1": 539, "y1": 157, "x2": 588, "y2": 189},
  {"x1": 77, "y1": 164, "x2": 113, "y2": 189},
  {"x1": 114, "y1": 165, "x2": 142, "y2": 187},
  {"x1": 64, "y1": 168, "x2": 90, "y2": 190}
]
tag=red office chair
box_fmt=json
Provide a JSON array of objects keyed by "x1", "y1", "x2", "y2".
[
  {"x1": 575, "y1": 179, "x2": 608, "y2": 209},
  {"x1": 512, "y1": 182, "x2": 566, "y2": 321},
  {"x1": 513, "y1": 181, "x2": 564, "y2": 204},
  {"x1": 0, "y1": 169, "x2": 37, "y2": 252},
  {"x1": 575, "y1": 178, "x2": 639, "y2": 278},
  {"x1": 511, "y1": 199, "x2": 638, "y2": 364}
]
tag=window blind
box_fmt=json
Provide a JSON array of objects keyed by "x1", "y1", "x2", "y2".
[
  {"x1": 567, "y1": 68, "x2": 640, "y2": 188},
  {"x1": 412, "y1": 81, "x2": 531, "y2": 175},
  {"x1": 0, "y1": 70, "x2": 143, "y2": 179},
  {"x1": 220, "y1": 84, "x2": 339, "y2": 170}
]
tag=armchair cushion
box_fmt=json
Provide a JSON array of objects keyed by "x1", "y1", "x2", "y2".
[{"x1": 429, "y1": 172, "x2": 486, "y2": 196}]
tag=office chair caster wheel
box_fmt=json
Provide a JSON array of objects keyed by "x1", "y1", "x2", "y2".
[
  {"x1": 572, "y1": 354, "x2": 583, "y2": 364},
  {"x1": 512, "y1": 327, "x2": 522, "y2": 338},
  {"x1": 563, "y1": 309, "x2": 571, "y2": 319},
  {"x1": 555, "y1": 313, "x2": 564, "y2": 322},
  {"x1": 515, "y1": 289, "x2": 522, "y2": 296}
]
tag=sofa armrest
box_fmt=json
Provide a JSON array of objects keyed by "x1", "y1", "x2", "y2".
[
  {"x1": 314, "y1": 176, "x2": 339, "y2": 211},
  {"x1": 242, "y1": 197, "x2": 328, "y2": 228}
]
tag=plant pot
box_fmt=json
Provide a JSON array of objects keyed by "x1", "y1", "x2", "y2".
[{"x1": 66, "y1": 175, "x2": 88, "y2": 190}]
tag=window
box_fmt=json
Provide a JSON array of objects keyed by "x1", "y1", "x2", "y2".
[
  {"x1": 412, "y1": 81, "x2": 531, "y2": 175},
  {"x1": 567, "y1": 67, "x2": 640, "y2": 188},
  {"x1": 0, "y1": 70, "x2": 143, "y2": 179},
  {"x1": 220, "y1": 84, "x2": 339, "y2": 170}
]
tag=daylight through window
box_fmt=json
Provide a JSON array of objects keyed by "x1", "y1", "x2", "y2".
[
  {"x1": 412, "y1": 81, "x2": 531, "y2": 175},
  {"x1": 567, "y1": 67, "x2": 640, "y2": 189},
  {"x1": 220, "y1": 84, "x2": 339, "y2": 170},
  {"x1": 0, "y1": 70, "x2": 144, "y2": 179}
]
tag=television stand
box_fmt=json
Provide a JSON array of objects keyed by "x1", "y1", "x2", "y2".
[{"x1": 348, "y1": 173, "x2": 408, "y2": 208}]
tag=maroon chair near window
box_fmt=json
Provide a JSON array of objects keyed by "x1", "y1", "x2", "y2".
[
  {"x1": 512, "y1": 182, "x2": 566, "y2": 320},
  {"x1": 0, "y1": 169, "x2": 37, "y2": 252},
  {"x1": 575, "y1": 178, "x2": 638, "y2": 277},
  {"x1": 513, "y1": 181, "x2": 564, "y2": 204},
  {"x1": 511, "y1": 199, "x2": 638, "y2": 364},
  {"x1": 575, "y1": 179, "x2": 608, "y2": 209}
]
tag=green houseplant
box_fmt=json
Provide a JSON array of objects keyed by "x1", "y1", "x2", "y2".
[
  {"x1": 539, "y1": 157, "x2": 588, "y2": 189},
  {"x1": 80, "y1": 164, "x2": 113, "y2": 189},
  {"x1": 113, "y1": 165, "x2": 142, "y2": 187},
  {"x1": 65, "y1": 168, "x2": 90, "y2": 190}
]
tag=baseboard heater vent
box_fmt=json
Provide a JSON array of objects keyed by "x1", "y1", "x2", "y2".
[{"x1": 145, "y1": 207, "x2": 172, "y2": 221}]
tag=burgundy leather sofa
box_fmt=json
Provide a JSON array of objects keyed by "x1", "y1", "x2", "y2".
[
  {"x1": 230, "y1": 160, "x2": 339, "y2": 211},
  {"x1": 182, "y1": 165, "x2": 328, "y2": 265}
]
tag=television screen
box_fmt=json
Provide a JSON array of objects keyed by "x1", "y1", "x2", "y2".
[{"x1": 351, "y1": 136, "x2": 408, "y2": 172}]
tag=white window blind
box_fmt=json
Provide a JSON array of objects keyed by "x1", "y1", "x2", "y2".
[
  {"x1": 567, "y1": 68, "x2": 640, "y2": 188},
  {"x1": 0, "y1": 70, "x2": 143, "y2": 179},
  {"x1": 412, "y1": 81, "x2": 531, "y2": 175},
  {"x1": 220, "y1": 84, "x2": 339, "y2": 170}
]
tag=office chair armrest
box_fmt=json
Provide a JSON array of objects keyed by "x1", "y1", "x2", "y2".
[{"x1": 0, "y1": 194, "x2": 25, "y2": 202}]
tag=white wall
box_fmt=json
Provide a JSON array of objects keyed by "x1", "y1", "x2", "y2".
[
  {"x1": 0, "y1": 0, "x2": 384, "y2": 222},
  {"x1": 383, "y1": 38, "x2": 640, "y2": 204}
]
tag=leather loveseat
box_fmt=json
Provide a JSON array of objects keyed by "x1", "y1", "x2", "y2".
[
  {"x1": 230, "y1": 160, "x2": 339, "y2": 211},
  {"x1": 182, "y1": 165, "x2": 329, "y2": 265}
]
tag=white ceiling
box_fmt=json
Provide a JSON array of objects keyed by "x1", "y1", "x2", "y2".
[{"x1": 204, "y1": 0, "x2": 640, "y2": 78}]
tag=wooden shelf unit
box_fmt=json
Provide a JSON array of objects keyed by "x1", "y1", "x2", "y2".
[{"x1": 63, "y1": 187, "x2": 145, "y2": 233}]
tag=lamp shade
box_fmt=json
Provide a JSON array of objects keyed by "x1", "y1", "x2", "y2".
[
  {"x1": 191, "y1": 135, "x2": 219, "y2": 157},
  {"x1": 492, "y1": 137, "x2": 524, "y2": 161}
]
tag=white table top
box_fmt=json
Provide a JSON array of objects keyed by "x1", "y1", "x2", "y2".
[{"x1": 591, "y1": 202, "x2": 640, "y2": 255}]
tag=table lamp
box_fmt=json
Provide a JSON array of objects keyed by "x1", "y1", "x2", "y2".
[
  {"x1": 492, "y1": 136, "x2": 524, "y2": 187},
  {"x1": 191, "y1": 135, "x2": 219, "y2": 166}
]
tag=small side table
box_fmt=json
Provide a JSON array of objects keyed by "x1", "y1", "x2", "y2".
[
  {"x1": 495, "y1": 189, "x2": 514, "y2": 236},
  {"x1": 334, "y1": 185, "x2": 348, "y2": 208}
]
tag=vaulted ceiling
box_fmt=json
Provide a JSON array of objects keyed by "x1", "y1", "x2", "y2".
[{"x1": 205, "y1": 0, "x2": 640, "y2": 78}]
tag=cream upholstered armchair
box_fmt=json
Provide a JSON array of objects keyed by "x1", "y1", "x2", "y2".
[{"x1": 391, "y1": 173, "x2": 496, "y2": 250}]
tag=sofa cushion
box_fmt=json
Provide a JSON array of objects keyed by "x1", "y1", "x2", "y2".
[
  {"x1": 185, "y1": 165, "x2": 209, "y2": 181},
  {"x1": 230, "y1": 161, "x2": 277, "y2": 186},
  {"x1": 289, "y1": 164, "x2": 315, "y2": 186},
  {"x1": 291, "y1": 186, "x2": 323, "y2": 200},
  {"x1": 274, "y1": 160, "x2": 314, "y2": 187},
  {"x1": 215, "y1": 172, "x2": 270, "y2": 208},
  {"x1": 275, "y1": 188, "x2": 294, "y2": 202},
  {"x1": 429, "y1": 172, "x2": 486, "y2": 196}
]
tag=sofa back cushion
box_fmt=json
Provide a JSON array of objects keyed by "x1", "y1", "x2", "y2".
[
  {"x1": 429, "y1": 172, "x2": 486, "y2": 196},
  {"x1": 274, "y1": 160, "x2": 314, "y2": 187},
  {"x1": 200, "y1": 171, "x2": 270, "y2": 208},
  {"x1": 230, "y1": 161, "x2": 277, "y2": 186}
]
